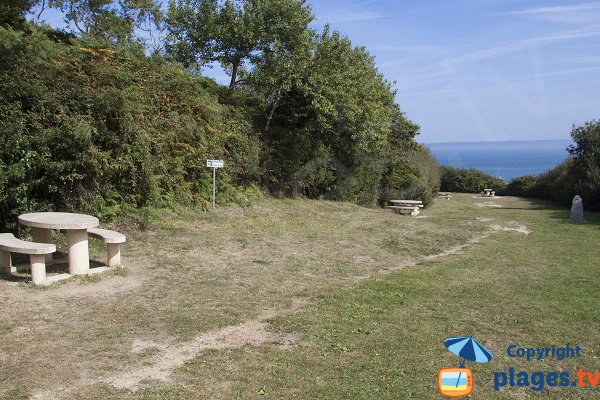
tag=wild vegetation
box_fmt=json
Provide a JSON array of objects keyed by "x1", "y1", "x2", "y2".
[
  {"x1": 502, "y1": 120, "x2": 600, "y2": 210},
  {"x1": 439, "y1": 166, "x2": 505, "y2": 193},
  {"x1": 0, "y1": 0, "x2": 437, "y2": 231}
]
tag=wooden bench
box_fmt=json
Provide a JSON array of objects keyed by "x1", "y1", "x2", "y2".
[
  {"x1": 0, "y1": 233, "x2": 56, "y2": 284},
  {"x1": 87, "y1": 228, "x2": 126, "y2": 267}
]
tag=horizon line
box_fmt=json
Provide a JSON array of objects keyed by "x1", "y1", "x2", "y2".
[{"x1": 420, "y1": 138, "x2": 572, "y2": 145}]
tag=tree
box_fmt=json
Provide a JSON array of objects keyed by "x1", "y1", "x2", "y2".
[
  {"x1": 166, "y1": 0, "x2": 313, "y2": 99},
  {"x1": 1, "y1": 0, "x2": 36, "y2": 28},
  {"x1": 567, "y1": 120, "x2": 600, "y2": 207},
  {"x1": 257, "y1": 26, "x2": 415, "y2": 203},
  {"x1": 249, "y1": 26, "x2": 314, "y2": 132},
  {"x1": 49, "y1": 0, "x2": 162, "y2": 44}
]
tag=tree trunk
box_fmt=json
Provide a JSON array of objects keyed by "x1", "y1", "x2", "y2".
[
  {"x1": 223, "y1": 60, "x2": 240, "y2": 103},
  {"x1": 265, "y1": 87, "x2": 282, "y2": 132}
]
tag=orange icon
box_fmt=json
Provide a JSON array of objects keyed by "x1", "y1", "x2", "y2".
[{"x1": 438, "y1": 367, "x2": 473, "y2": 398}]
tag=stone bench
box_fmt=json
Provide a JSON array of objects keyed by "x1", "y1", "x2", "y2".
[
  {"x1": 87, "y1": 228, "x2": 126, "y2": 267},
  {"x1": 389, "y1": 205, "x2": 420, "y2": 216},
  {"x1": 0, "y1": 233, "x2": 56, "y2": 284}
]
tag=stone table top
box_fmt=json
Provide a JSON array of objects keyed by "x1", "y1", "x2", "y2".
[
  {"x1": 390, "y1": 199, "x2": 423, "y2": 204},
  {"x1": 18, "y1": 212, "x2": 99, "y2": 230}
]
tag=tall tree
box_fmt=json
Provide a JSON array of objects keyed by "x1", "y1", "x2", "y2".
[
  {"x1": 49, "y1": 0, "x2": 162, "y2": 44},
  {"x1": 166, "y1": 0, "x2": 313, "y2": 99},
  {"x1": 568, "y1": 120, "x2": 600, "y2": 205},
  {"x1": 1, "y1": 0, "x2": 36, "y2": 28}
]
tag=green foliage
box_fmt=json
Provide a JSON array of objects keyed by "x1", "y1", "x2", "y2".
[
  {"x1": 1, "y1": 1, "x2": 425, "y2": 229},
  {"x1": 167, "y1": 0, "x2": 313, "y2": 96},
  {"x1": 503, "y1": 120, "x2": 600, "y2": 210},
  {"x1": 525, "y1": 159, "x2": 575, "y2": 204},
  {"x1": 502, "y1": 175, "x2": 537, "y2": 197},
  {"x1": 567, "y1": 120, "x2": 600, "y2": 208},
  {"x1": 440, "y1": 166, "x2": 505, "y2": 193},
  {"x1": 0, "y1": 24, "x2": 261, "y2": 230},
  {"x1": 379, "y1": 147, "x2": 440, "y2": 207},
  {"x1": 260, "y1": 27, "x2": 413, "y2": 205},
  {"x1": 0, "y1": 0, "x2": 35, "y2": 29}
]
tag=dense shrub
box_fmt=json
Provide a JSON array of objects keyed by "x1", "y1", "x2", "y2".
[
  {"x1": 1, "y1": 1, "x2": 425, "y2": 230},
  {"x1": 502, "y1": 120, "x2": 600, "y2": 210},
  {"x1": 379, "y1": 147, "x2": 440, "y2": 207},
  {"x1": 0, "y1": 26, "x2": 262, "y2": 229},
  {"x1": 440, "y1": 166, "x2": 505, "y2": 193},
  {"x1": 501, "y1": 175, "x2": 537, "y2": 197}
]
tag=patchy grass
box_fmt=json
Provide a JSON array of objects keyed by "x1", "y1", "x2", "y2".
[{"x1": 0, "y1": 195, "x2": 598, "y2": 399}]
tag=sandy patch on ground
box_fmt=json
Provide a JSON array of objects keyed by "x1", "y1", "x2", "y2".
[
  {"x1": 490, "y1": 223, "x2": 531, "y2": 235},
  {"x1": 476, "y1": 202, "x2": 503, "y2": 208}
]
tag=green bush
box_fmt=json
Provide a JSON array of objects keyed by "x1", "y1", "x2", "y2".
[
  {"x1": 502, "y1": 120, "x2": 600, "y2": 210},
  {"x1": 501, "y1": 175, "x2": 537, "y2": 197},
  {"x1": 379, "y1": 147, "x2": 440, "y2": 207},
  {"x1": 0, "y1": 9, "x2": 424, "y2": 230},
  {"x1": 0, "y1": 26, "x2": 262, "y2": 230},
  {"x1": 440, "y1": 166, "x2": 505, "y2": 193}
]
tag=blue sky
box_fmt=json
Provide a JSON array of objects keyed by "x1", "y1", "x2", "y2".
[
  {"x1": 307, "y1": 1, "x2": 600, "y2": 143},
  {"x1": 31, "y1": 1, "x2": 600, "y2": 143}
]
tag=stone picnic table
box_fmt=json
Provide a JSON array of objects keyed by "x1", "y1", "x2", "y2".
[
  {"x1": 389, "y1": 199, "x2": 424, "y2": 216},
  {"x1": 18, "y1": 212, "x2": 99, "y2": 275}
]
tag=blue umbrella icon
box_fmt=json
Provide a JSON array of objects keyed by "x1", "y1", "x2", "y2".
[
  {"x1": 444, "y1": 336, "x2": 493, "y2": 388},
  {"x1": 445, "y1": 336, "x2": 493, "y2": 367}
]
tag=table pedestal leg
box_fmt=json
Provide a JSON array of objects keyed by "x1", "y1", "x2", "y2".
[
  {"x1": 0, "y1": 250, "x2": 12, "y2": 274},
  {"x1": 67, "y1": 229, "x2": 90, "y2": 275},
  {"x1": 30, "y1": 254, "x2": 46, "y2": 284},
  {"x1": 32, "y1": 227, "x2": 53, "y2": 265},
  {"x1": 107, "y1": 244, "x2": 121, "y2": 268}
]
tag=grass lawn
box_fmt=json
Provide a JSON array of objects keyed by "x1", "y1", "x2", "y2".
[{"x1": 0, "y1": 194, "x2": 598, "y2": 399}]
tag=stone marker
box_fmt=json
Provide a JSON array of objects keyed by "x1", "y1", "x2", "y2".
[{"x1": 570, "y1": 195, "x2": 583, "y2": 221}]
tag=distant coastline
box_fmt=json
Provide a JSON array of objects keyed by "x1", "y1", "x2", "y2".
[
  {"x1": 421, "y1": 139, "x2": 571, "y2": 146},
  {"x1": 424, "y1": 139, "x2": 572, "y2": 181}
]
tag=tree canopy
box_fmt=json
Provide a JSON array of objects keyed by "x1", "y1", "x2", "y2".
[{"x1": 0, "y1": 0, "x2": 431, "y2": 230}]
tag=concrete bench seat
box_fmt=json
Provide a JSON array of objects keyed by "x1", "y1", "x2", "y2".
[
  {"x1": 0, "y1": 233, "x2": 56, "y2": 284},
  {"x1": 389, "y1": 205, "x2": 420, "y2": 216},
  {"x1": 88, "y1": 228, "x2": 126, "y2": 267}
]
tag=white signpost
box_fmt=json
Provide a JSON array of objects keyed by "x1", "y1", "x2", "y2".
[{"x1": 206, "y1": 160, "x2": 224, "y2": 208}]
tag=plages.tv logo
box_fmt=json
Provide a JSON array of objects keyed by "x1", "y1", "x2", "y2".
[{"x1": 438, "y1": 336, "x2": 493, "y2": 398}]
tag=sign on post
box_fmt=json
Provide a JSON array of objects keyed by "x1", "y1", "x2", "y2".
[
  {"x1": 206, "y1": 160, "x2": 224, "y2": 208},
  {"x1": 206, "y1": 160, "x2": 224, "y2": 168}
]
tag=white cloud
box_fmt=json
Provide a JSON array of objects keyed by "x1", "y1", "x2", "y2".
[
  {"x1": 326, "y1": 11, "x2": 385, "y2": 23},
  {"x1": 502, "y1": 2, "x2": 600, "y2": 24},
  {"x1": 510, "y1": 3, "x2": 600, "y2": 15},
  {"x1": 444, "y1": 27, "x2": 600, "y2": 65}
]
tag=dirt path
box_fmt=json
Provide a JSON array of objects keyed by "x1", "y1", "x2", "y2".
[{"x1": 31, "y1": 216, "x2": 531, "y2": 399}]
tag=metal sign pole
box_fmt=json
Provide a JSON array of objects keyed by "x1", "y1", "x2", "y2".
[
  {"x1": 206, "y1": 159, "x2": 224, "y2": 209},
  {"x1": 212, "y1": 167, "x2": 216, "y2": 208}
]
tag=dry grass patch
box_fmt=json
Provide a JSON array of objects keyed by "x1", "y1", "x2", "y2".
[{"x1": 0, "y1": 195, "x2": 524, "y2": 398}]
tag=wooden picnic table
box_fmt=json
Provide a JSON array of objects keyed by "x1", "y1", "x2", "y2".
[{"x1": 18, "y1": 212, "x2": 99, "y2": 275}]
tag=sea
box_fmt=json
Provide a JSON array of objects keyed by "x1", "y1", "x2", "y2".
[{"x1": 424, "y1": 140, "x2": 572, "y2": 182}]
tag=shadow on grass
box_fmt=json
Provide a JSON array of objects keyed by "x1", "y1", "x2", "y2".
[
  {"x1": 493, "y1": 197, "x2": 600, "y2": 225},
  {"x1": 497, "y1": 206, "x2": 549, "y2": 211},
  {"x1": 2, "y1": 251, "x2": 106, "y2": 283}
]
